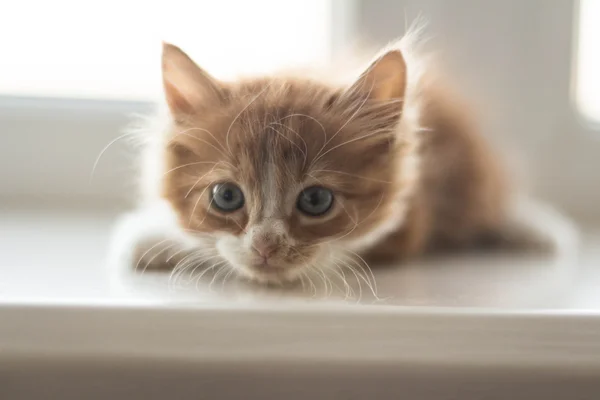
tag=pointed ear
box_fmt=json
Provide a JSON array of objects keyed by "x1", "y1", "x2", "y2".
[
  {"x1": 162, "y1": 43, "x2": 224, "y2": 117},
  {"x1": 349, "y1": 49, "x2": 407, "y2": 102}
]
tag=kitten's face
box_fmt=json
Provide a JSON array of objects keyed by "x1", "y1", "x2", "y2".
[{"x1": 160, "y1": 44, "x2": 412, "y2": 283}]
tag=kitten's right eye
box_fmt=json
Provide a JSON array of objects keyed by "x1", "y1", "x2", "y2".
[
  {"x1": 297, "y1": 186, "x2": 334, "y2": 216},
  {"x1": 211, "y1": 183, "x2": 245, "y2": 212}
]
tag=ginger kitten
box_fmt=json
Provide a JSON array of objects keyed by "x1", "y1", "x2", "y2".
[{"x1": 114, "y1": 35, "x2": 576, "y2": 286}]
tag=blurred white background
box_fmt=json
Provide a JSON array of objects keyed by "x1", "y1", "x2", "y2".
[
  {"x1": 0, "y1": 0, "x2": 598, "y2": 224},
  {"x1": 0, "y1": 0, "x2": 332, "y2": 100}
]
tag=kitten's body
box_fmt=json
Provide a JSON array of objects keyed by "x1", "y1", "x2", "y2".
[
  {"x1": 362, "y1": 77, "x2": 509, "y2": 262},
  {"x1": 113, "y1": 35, "x2": 577, "y2": 286}
]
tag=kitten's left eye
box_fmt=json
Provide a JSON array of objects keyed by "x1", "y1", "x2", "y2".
[
  {"x1": 211, "y1": 182, "x2": 245, "y2": 212},
  {"x1": 297, "y1": 186, "x2": 334, "y2": 216}
]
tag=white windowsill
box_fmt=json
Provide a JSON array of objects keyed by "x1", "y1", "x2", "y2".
[
  {"x1": 1, "y1": 205, "x2": 599, "y2": 308},
  {"x1": 2, "y1": 205, "x2": 600, "y2": 398}
]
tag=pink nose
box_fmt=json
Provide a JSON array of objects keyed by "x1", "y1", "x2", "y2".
[{"x1": 252, "y1": 238, "x2": 278, "y2": 259}]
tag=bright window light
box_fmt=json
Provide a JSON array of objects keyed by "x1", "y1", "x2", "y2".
[
  {"x1": 0, "y1": 0, "x2": 332, "y2": 101},
  {"x1": 576, "y1": 0, "x2": 600, "y2": 122}
]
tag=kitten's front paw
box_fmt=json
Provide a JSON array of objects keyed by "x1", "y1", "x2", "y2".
[{"x1": 107, "y1": 202, "x2": 194, "y2": 277}]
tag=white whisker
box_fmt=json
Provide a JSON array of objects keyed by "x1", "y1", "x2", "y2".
[
  {"x1": 329, "y1": 261, "x2": 353, "y2": 301},
  {"x1": 336, "y1": 259, "x2": 363, "y2": 301},
  {"x1": 225, "y1": 82, "x2": 273, "y2": 153},
  {"x1": 340, "y1": 253, "x2": 380, "y2": 300},
  {"x1": 192, "y1": 258, "x2": 225, "y2": 283},
  {"x1": 220, "y1": 266, "x2": 237, "y2": 291},
  {"x1": 169, "y1": 249, "x2": 218, "y2": 286},
  {"x1": 266, "y1": 124, "x2": 308, "y2": 166},
  {"x1": 140, "y1": 243, "x2": 175, "y2": 275},
  {"x1": 301, "y1": 269, "x2": 318, "y2": 297},
  {"x1": 298, "y1": 272, "x2": 308, "y2": 293},
  {"x1": 266, "y1": 121, "x2": 309, "y2": 167},
  {"x1": 134, "y1": 239, "x2": 171, "y2": 273},
  {"x1": 170, "y1": 126, "x2": 229, "y2": 156},
  {"x1": 342, "y1": 250, "x2": 379, "y2": 295},
  {"x1": 184, "y1": 252, "x2": 222, "y2": 281},
  {"x1": 89, "y1": 132, "x2": 137, "y2": 184},
  {"x1": 310, "y1": 169, "x2": 392, "y2": 184},
  {"x1": 207, "y1": 263, "x2": 229, "y2": 292},
  {"x1": 313, "y1": 127, "x2": 387, "y2": 162},
  {"x1": 189, "y1": 192, "x2": 216, "y2": 228},
  {"x1": 184, "y1": 165, "x2": 221, "y2": 198},
  {"x1": 162, "y1": 161, "x2": 229, "y2": 177},
  {"x1": 171, "y1": 128, "x2": 230, "y2": 159},
  {"x1": 309, "y1": 78, "x2": 376, "y2": 169}
]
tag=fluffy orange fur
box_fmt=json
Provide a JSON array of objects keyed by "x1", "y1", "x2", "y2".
[{"x1": 130, "y1": 37, "x2": 558, "y2": 285}]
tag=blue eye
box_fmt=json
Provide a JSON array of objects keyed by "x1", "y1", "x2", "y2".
[
  {"x1": 211, "y1": 183, "x2": 245, "y2": 212},
  {"x1": 297, "y1": 186, "x2": 334, "y2": 216}
]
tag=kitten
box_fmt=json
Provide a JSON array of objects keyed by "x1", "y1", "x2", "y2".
[{"x1": 113, "y1": 34, "x2": 577, "y2": 286}]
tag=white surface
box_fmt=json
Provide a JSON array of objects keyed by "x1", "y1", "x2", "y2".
[
  {"x1": 0, "y1": 206, "x2": 597, "y2": 309},
  {"x1": 2, "y1": 207, "x2": 600, "y2": 399}
]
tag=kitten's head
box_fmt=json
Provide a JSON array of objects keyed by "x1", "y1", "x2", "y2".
[{"x1": 159, "y1": 42, "x2": 420, "y2": 283}]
